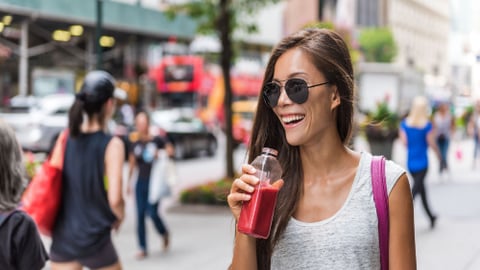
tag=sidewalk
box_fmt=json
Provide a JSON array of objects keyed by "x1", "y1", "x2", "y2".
[{"x1": 358, "y1": 136, "x2": 480, "y2": 270}]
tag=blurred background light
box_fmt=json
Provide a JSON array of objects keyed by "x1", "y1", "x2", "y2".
[
  {"x1": 52, "y1": 30, "x2": 71, "y2": 42},
  {"x1": 69, "y1": 25, "x2": 83, "y2": 36},
  {"x1": 2, "y1": 15, "x2": 12, "y2": 26},
  {"x1": 99, "y1": 35, "x2": 115, "y2": 47}
]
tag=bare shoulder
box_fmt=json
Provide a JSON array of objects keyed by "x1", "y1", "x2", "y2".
[
  {"x1": 106, "y1": 136, "x2": 125, "y2": 155},
  {"x1": 389, "y1": 173, "x2": 412, "y2": 205}
]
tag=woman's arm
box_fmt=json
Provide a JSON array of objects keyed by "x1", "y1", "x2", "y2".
[
  {"x1": 230, "y1": 231, "x2": 258, "y2": 270},
  {"x1": 398, "y1": 128, "x2": 407, "y2": 146},
  {"x1": 389, "y1": 173, "x2": 416, "y2": 270},
  {"x1": 427, "y1": 129, "x2": 441, "y2": 160},
  {"x1": 105, "y1": 137, "x2": 125, "y2": 224},
  {"x1": 165, "y1": 142, "x2": 175, "y2": 158},
  {"x1": 127, "y1": 152, "x2": 136, "y2": 196}
]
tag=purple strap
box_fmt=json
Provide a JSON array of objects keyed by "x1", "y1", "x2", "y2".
[{"x1": 371, "y1": 156, "x2": 389, "y2": 270}]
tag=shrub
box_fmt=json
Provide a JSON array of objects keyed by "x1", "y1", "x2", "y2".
[{"x1": 180, "y1": 177, "x2": 233, "y2": 206}]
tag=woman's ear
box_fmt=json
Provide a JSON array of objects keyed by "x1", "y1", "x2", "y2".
[
  {"x1": 106, "y1": 98, "x2": 116, "y2": 116},
  {"x1": 330, "y1": 86, "x2": 341, "y2": 110}
]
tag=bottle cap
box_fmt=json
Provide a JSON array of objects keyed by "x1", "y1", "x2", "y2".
[{"x1": 261, "y1": 147, "x2": 278, "y2": 157}]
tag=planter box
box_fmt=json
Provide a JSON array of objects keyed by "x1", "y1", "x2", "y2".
[{"x1": 365, "y1": 125, "x2": 398, "y2": 160}]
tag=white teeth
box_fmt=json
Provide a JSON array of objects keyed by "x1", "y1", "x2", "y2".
[{"x1": 281, "y1": 115, "x2": 305, "y2": 124}]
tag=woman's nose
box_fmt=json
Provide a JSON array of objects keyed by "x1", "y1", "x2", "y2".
[{"x1": 276, "y1": 86, "x2": 293, "y2": 106}]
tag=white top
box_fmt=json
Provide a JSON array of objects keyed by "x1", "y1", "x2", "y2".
[
  {"x1": 270, "y1": 152, "x2": 405, "y2": 270},
  {"x1": 434, "y1": 113, "x2": 452, "y2": 138}
]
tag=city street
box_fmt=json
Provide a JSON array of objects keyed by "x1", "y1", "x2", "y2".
[
  {"x1": 1, "y1": 1, "x2": 478, "y2": 270},
  {"x1": 40, "y1": 133, "x2": 480, "y2": 270}
]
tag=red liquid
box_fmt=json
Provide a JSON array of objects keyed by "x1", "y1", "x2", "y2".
[{"x1": 238, "y1": 183, "x2": 279, "y2": 239}]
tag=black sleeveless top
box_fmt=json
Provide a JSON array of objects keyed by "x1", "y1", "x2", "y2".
[{"x1": 51, "y1": 131, "x2": 117, "y2": 258}]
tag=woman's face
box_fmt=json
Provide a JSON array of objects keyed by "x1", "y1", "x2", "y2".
[
  {"x1": 271, "y1": 48, "x2": 340, "y2": 146},
  {"x1": 135, "y1": 113, "x2": 149, "y2": 134}
]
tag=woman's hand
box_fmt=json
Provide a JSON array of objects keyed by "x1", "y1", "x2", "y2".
[{"x1": 227, "y1": 164, "x2": 284, "y2": 222}]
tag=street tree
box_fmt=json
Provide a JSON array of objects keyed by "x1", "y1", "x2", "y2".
[
  {"x1": 167, "y1": 0, "x2": 280, "y2": 179},
  {"x1": 358, "y1": 27, "x2": 397, "y2": 63}
]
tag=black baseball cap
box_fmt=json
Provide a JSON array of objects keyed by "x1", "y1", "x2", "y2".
[{"x1": 76, "y1": 70, "x2": 121, "y2": 103}]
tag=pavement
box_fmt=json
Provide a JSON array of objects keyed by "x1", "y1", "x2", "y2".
[{"x1": 40, "y1": 135, "x2": 480, "y2": 270}]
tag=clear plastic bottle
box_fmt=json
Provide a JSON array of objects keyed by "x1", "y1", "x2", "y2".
[{"x1": 238, "y1": 147, "x2": 283, "y2": 239}]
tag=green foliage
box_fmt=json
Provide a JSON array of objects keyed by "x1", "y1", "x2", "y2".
[
  {"x1": 23, "y1": 152, "x2": 40, "y2": 180},
  {"x1": 166, "y1": 0, "x2": 281, "y2": 36},
  {"x1": 369, "y1": 101, "x2": 399, "y2": 129},
  {"x1": 363, "y1": 98, "x2": 399, "y2": 142},
  {"x1": 303, "y1": 21, "x2": 334, "y2": 30},
  {"x1": 358, "y1": 27, "x2": 397, "y2": 63},
  {"x1": 180, "y1": 178, "x2": 233, "y2": 205}
]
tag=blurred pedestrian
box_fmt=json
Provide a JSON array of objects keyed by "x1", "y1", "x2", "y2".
[
  {"x1": 432, "y1": 102, "x2": 455, "y2": 177},
  {"x1": 0, "y1": 119, "x2": 48, "y2": 270},
  {"x1": 468, "y1": 99, "x2": 480, "y2": 169},
  {"x1": 49, "y1": 70, "x2": 125, "y2": 270},
  {"x1": 127, "y1": 110, "x2": 174, "y2": 259},
  {"x1": 228, "y1": 28, "x2": 416, "y2": 269},
  {"x1": 400, "y1": 96, "x2": 441, "y2": 229}
]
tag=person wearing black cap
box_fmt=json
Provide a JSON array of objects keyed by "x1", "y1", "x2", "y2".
[{"x1": 49, "y1": 70, "x2": 125, "y2": 270}]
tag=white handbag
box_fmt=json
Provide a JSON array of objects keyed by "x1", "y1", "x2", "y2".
[{"x1": 148, "y1": 150, "x2": 177, "y2": 204}]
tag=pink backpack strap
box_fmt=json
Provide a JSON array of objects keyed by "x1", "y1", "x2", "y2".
[{"x1": 371, "y1": 155, "x2": 389, "y2": 270}]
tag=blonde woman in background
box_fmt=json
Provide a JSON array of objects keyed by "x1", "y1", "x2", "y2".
[{"x1": 399, "y1": 96, "x2": 441, "y2": 229}]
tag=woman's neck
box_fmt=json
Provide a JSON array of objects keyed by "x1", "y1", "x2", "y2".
[
  {"x1": 138, "y1": 131, "x2": 151, "y2": 141},
  {"x1": 300, "y1": 133, "x2": 359, "y2": 183},
  {"x1": 81, "y1": 119, "x2": 104, "y2": 133}
]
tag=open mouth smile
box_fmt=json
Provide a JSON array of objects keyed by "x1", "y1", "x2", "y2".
[{"x1": 281, "y1": 114, "x2": 305, "y2": 125}]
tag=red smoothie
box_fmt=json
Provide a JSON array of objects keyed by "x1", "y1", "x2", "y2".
[{"x1": 238, "y1": 183, "x2": 279, "y2": 239}]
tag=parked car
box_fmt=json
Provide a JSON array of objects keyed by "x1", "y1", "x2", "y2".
[
  {"x1": 150, "y1": 108, "x2": 218, "y2": 160},
  {"x1": 0, "y1": 94, "x2": 74, "y2": 153}
]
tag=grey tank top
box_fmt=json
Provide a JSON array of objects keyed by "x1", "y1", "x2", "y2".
[{"x1": 271, "y1": 152, "x2": 405, "y2": 270}]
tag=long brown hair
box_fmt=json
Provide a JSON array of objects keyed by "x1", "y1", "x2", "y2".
[{"x1": 249, "y1": 28, "x2": 355, "y2": 269}]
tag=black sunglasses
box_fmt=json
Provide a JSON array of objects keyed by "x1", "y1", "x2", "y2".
[{"x1": 262, "y1": 78, "x2": 330, "y2": 107}]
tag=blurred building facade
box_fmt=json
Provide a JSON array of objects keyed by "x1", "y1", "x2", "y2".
[
  {"x1": 283, "y1": 0, "x2": 450, "y2": 78},
  {"x1": 449, "y1": 0, "x2": 480, "y2": 99},
  {"x1": 0, "y1": 0, "x2": 197, "y2": 104}
]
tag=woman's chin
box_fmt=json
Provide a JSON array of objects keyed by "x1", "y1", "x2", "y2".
[{"x1": 285, "y1": 134, "x2": 303, "y2": 146}]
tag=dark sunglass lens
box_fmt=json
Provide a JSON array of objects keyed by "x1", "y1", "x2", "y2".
[
  {"x1": 263, "y1": 83, "x2": 280, "y2": 107},
  {"x1": 286, "y1": 79, "x2": 308, "y2": 104}
]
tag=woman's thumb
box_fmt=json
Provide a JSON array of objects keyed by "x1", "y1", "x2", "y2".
[{"x1": 272, "y1": 179, "x2": 284, "y2": 190}]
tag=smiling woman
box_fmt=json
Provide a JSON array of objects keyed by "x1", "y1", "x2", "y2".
[{"x1": 227, "y1": 28, "x2": 417, "y2": 270}]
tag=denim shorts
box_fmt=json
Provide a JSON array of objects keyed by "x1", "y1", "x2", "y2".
[{"x1": 50, "y1": 237, "x2": 119, "y2": 268}]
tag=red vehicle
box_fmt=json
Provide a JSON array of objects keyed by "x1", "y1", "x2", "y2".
[
  {"x1": 149, "y1": 55, "x2": 262, "y2": 146},
  {"x1": 151, "y1": 55, "x2": 204, "y2": 94}
]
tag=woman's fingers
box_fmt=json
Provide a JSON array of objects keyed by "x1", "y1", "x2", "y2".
[
  {"x1": 227, "y1": 192, "x2": 251, "y2": 204},
  {"x1": 231, "y1": 177, "x2": 256, "y2": 193},
  {"x1": 241, "y1": 164, "x2": 256, "y2": 174},
  {"x1": 228, "y1": 174, "x2": 258, "y2": 215}
]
